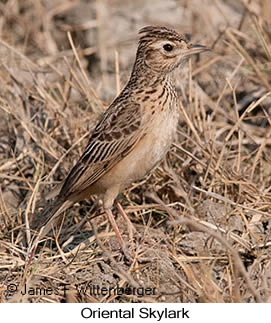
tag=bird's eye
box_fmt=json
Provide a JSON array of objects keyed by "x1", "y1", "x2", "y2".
[{"x1": 163, "y1": 44, "x2": 173, "y2": 52}]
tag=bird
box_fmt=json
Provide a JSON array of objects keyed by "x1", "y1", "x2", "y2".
[{"x1": 32, "y1": 26, "x2": 209, "y2": 249}]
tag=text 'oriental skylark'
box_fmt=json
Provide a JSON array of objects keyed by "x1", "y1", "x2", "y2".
[{"x1": 34, "y1": 26, "x2": 209, "y2": 247}]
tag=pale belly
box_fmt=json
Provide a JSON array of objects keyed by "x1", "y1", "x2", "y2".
[{"x1": 97, "y1": 108, "x2": 179, "y2": 192}]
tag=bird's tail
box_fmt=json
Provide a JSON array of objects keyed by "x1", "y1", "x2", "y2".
[
  {"x1": 31, "y1": 199, "x2": 64, "y2": 230},
  {"x1": 30, "y1": 198, "x2": 73, "y2": 251}
]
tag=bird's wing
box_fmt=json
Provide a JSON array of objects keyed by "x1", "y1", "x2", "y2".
[{"x1": 59, "y1": 99, "x2": 145, "y2": 197}]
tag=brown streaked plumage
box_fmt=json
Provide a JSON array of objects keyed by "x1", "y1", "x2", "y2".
[{"x1": 32, "y1": 26, "x2": 209, "y2": 248}]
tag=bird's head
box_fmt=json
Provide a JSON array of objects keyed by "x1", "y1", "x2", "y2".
[{"x1": 137, "y1": 26, "x2": 209, "y2": 74}]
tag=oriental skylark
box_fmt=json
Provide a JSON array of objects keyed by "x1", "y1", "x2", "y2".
[{"x1": 34, "y1": 26, "x2": 209, "y2": 247}]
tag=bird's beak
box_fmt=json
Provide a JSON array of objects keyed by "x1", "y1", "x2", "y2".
[{"x1": 182, "y1": 43, "x2": 210, "y2": 58}]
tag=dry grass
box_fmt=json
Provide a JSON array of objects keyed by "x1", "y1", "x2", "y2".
[{"x1": 0, "y1": 0, "x2": 270, "y2": 303}]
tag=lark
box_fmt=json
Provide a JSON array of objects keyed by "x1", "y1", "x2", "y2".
[{"x1": 33, "y1": 26, "x2": 209, "y2": 247}]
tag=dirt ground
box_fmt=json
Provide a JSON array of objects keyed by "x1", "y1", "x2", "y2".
[{"x1": 0, "y1": 0, "x2": 270, "y2": 303}]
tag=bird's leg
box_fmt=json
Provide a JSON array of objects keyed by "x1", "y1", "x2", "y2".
[
  {"x1": 104, "y1": 207, "x2": 134, "y2": 262},
  {"x1": 116, "y1": 201, "x2": 137, "y2": 234},
  {"x1": 104, "y1": 208, "x2": 125, "y2": 245}
]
